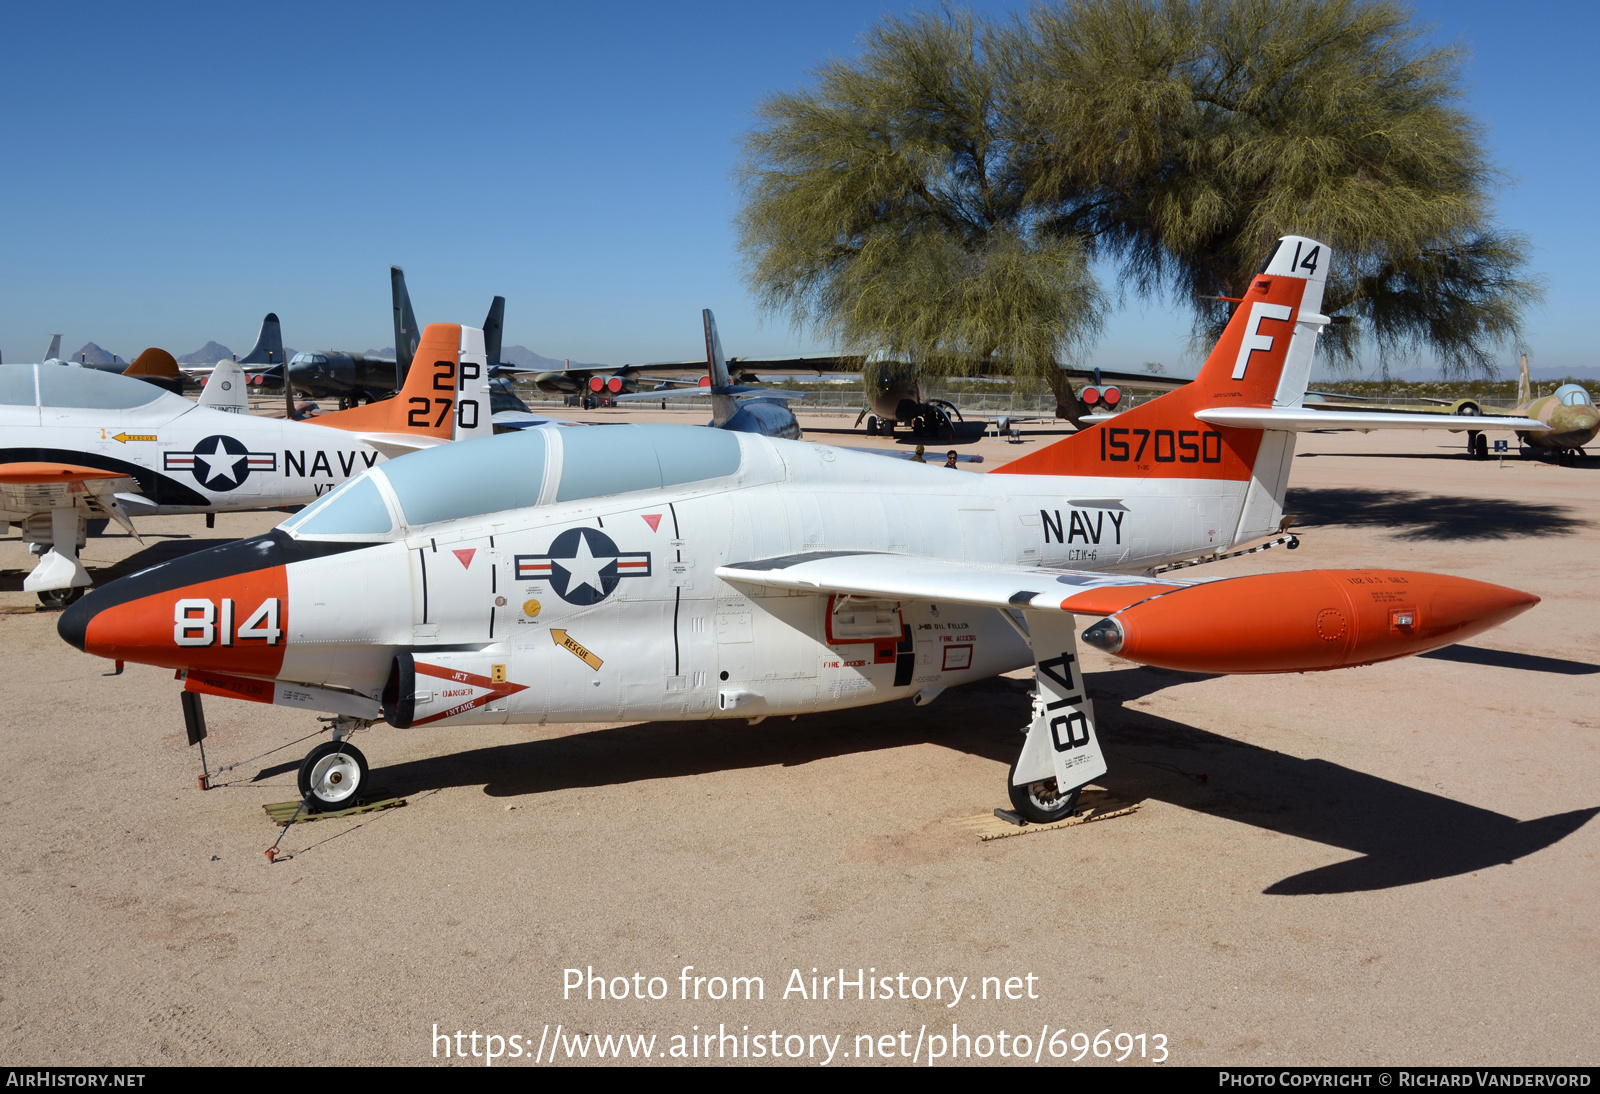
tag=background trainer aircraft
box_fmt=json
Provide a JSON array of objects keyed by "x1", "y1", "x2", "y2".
[
  {"x1": 59, "y1": 236, "x2": 1543, "y2": 822},
  {"x1": 1, "y1": 323, "x2": 491, "y2": 606}
]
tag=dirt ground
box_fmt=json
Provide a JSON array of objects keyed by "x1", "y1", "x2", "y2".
[{"x1": 1, "y1": 412, "x2": 1595, "y2": 1067}]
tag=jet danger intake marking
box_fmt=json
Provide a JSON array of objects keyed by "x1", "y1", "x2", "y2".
[
  {"x1": 163, "y1": 435, "x2": 276, "y2": 491},
  {"x1": 514, "y1": 527, "x2": 651, "y2": 606}
]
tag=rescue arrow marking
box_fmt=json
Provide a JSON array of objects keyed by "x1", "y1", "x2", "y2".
[
  {"x1": 112, "y1": 433, "x2": 157, "y2": 443},
  {"x1": 550, "y1": 628, "x2": 603, "y2": 671}
]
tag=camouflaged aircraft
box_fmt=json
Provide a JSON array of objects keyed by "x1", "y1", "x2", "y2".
[{"x1": 59, "y1": 237, "x2": 1545, "y2": 821}]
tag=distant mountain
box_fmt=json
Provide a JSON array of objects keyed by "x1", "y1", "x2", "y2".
[
  {"x1": 73, "y1": 342, "x2": 123, "y2": 365},
  {"x1": 176, "y1": 341, "x2": 233, "y2": 365},
  {"x1": 501, "y1": 345, "x2": 615, "y2": 371}
]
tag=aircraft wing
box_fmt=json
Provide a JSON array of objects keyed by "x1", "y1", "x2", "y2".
[
  {"x1": 716, "y1": 552, "x2": 1191, "y2": 615},
  {"x1": 1194, "y1": 408, "x2": 1549, "y2": 432},
  {"x1": 1061, "y1": 367, "x2": 1188, "y2": 391},
  {"x1": 0, "y1": 463, "x2": 143, "y2": 538},
  {"x1": 613, "y1": 386, "x2": 813, "y2": 403}
]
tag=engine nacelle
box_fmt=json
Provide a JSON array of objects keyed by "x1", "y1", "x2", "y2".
[{"x1": 381, "y1": 649, "x2": 526, "y2": 728}]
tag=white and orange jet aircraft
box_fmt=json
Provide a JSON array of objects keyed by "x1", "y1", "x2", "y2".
[
  {"x1": 2, "y1": 329, "x2": 491, "y2": 605},
  {"x1": 59, "y1": 237, "x2": 1544, "y2": 819}
]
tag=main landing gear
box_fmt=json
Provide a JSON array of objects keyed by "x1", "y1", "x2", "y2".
[
  {"x1": 1003, "y1": 609, "x2": 1107, "y2": 825},
  {"x1": 1007, "y1": 759, "x2": 1083, "y2": 824},
  {"x1": 298, "y1": 717, "x2": 373, "y2": 812},
  {"x1": 36, "y1": 586, "x2": 86, "y2": 610}
]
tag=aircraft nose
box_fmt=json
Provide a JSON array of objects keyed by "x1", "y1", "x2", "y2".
[
  {"x1": 55, "y1": 532, "x2": 296, "y2": 674},
  {"x1": 57, "y1": 593, "x2": 96, "y2": 652}
]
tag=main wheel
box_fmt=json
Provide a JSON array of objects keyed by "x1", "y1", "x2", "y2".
[
  {"x1": 865, "y1": 415, "x2": 878, "y2": 436},
  {"x1": 36, "y1": 586, "x2": 86, "y2": 610},
  {"x1": 299, "y1": 741, "x2": 369, "y2": 812},
  {"x1": 1007, "y1": 759, "x2": 1082, "y2": 824},
  {"x1": 1472, "y1": 433, "x2": 1488, "y2": 459}
]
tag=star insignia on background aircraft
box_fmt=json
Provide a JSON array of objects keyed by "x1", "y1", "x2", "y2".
[
  {"x1": 514, "y1": 528, "x2": 651, "y2": 605},
  {"x1": 162, "y1": 435, "x2": 276, "y2": 491}
]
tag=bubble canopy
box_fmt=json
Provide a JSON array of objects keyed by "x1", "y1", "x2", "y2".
[{"x1": 281, "y1": 424, "x2": 744, "y2": 538}]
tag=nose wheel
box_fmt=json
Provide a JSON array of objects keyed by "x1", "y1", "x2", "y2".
[{"x1": 299, "y1": 741, "x2": 369, "y2": 812}]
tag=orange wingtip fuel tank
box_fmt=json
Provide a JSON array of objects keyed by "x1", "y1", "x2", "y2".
[{"x1": 1079, "y1": 569, "x2": 1539, "y2": 674}]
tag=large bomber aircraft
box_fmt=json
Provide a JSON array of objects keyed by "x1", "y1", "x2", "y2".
[
  {"x1": 286, "y1": 268, "x2": 509, "y2": 408},
  {"x1": 59, "y1": 236, "x2": 1549, "y2": 822},
  {"x1": 1, "y1": 325, "x2": 491, "y2": 606}
]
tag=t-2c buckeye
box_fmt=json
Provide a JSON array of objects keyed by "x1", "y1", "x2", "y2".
[{"x1": 60, "y1": 237, "x2": 1542, "y2": 821}]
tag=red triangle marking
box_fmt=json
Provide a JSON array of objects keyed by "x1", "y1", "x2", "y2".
[
  {"x1": 642, "y1": 514, "x2": 662, "y2": 532},
  {"x1": 453, "y1": 548, "x2": 476, "y2": 570}
]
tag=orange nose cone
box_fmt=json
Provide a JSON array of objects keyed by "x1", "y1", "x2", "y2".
[
  {"x1": 60, "y1": 563, "x2": 290, "y2": 677},
  {"x1": 1094, "y1": 569, "x2": 1539, "y2": 674}
]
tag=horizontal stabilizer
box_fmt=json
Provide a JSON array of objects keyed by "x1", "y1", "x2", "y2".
[
  {"x1": 1194, "y1": 407, "x2": 1548, "y2": 432},
  {"x1": 716, "y1": 552, "x2": 1190, "y2": 614}
]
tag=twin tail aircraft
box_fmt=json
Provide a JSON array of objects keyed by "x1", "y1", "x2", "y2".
[{"x1": 59, "y1": 237, "x2": 1542, "y2": 821}]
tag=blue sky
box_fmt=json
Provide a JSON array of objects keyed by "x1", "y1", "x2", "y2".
[{"x1": 1, "y1": 0, "x2": 1592, "y2": 377}]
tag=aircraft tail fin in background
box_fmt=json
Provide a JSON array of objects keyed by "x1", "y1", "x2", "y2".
[
  {"x1": 994, "y1": 234, "x2": 1333, "y2": 544},
  {"x1": 236, "y1": 313, "x2": 284, "y2": 365},
  {"x1": 703, "y1": 309, "x2": 739, "y2": 426},
  {"x1": 124, "y1": 348, "x2": 181, "y2": 381},
  {"x1": 312, "y1": 323, "x2": 492, "y2": 452},
  {"x1": 392, "y1": 267, "x2": 421, "y2": 386},
  {"x1": 196, "y1": 360, "x2": 249, "y2": 413},
  {"x1": 45, "y1": 335, "x2": 61, "y2": 362},
  {"x1": 483, "y1": 296, "x2": 505, "y2": 365},
  {"x1": 1518, "y1": 354, "x2": 1532, "y2": 407}
]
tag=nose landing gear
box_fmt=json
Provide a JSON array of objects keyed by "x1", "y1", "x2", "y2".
[{"x1": 298, "y1": 717, "x2": 374, "y2": 812}]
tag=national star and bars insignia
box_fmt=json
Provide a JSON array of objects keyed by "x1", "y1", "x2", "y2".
[
  {"x1": 514, "y1": 526, "x2": 650, "y2": 606},
  {"x1": 163, "y1": 435, "x2": 276, "y2": 492}
]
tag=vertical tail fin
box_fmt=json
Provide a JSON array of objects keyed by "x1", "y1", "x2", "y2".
[
  {"x1": 236, "y1": 313, "x2": 283, "y2": 365},
  {"x1": 1517, "y1": 353, "x2": 1531, "y2": 407},
  {"x1": 483, "y1": 296, "x2": 505, "y2": 365},
  {"x1": 313, "y1": 323, "x2": 492, "y2": 445},
  {"x1": 703, "y1": 308, "x2": 738, "y2": 426},
  {"x1": 196, "y1": 360, "x2": 249, "y2": 413},
  {"x1": 995, "y1": 234, "x2": 1332, "y2": 544},
  {"x1": 44, "y1": 335, "x2": 61, "y2": 362},
  {"x1": 391, "y1": 267, "x2": 420, "y2": 386}
]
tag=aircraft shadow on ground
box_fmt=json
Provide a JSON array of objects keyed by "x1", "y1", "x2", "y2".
[
  {"x1": 0, "y1": 535, "x2": 217, "y2": 592},
  {"x1": 1420, "y1": 644, "x2": 1600, "y2": 675},
  {"x1": 1284, "y1": 486, "x2": 1588, "y2": 540},
  {"x1": 355, "y1": 665, "x2": 1595, "y2": 896}
]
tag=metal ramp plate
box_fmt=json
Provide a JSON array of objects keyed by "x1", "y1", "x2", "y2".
[
  {"x1": 953, "y1": 788, "x2": 1140, "y2": 842},
  {"x1": 263, "y1": 797, "x2": 406, "y2": 825}
]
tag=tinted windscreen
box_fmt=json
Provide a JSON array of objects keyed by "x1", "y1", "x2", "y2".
[{"x1": 381, "y1": 429, "x2": 549, "y2": 526}]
